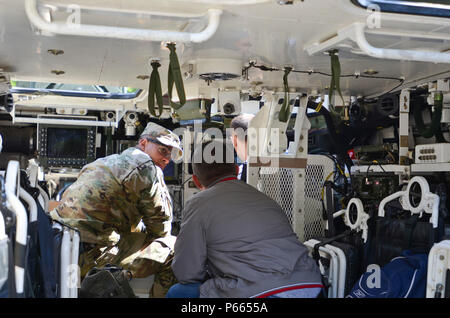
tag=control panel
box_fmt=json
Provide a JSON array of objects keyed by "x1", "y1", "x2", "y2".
[{"x1": 37, "y1": 115, "x2": 98, "y2": 168}]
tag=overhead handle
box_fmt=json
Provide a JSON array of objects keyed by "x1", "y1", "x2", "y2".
[{"x1": 25, "y1": 0, "x2": 222, "y2": 43}]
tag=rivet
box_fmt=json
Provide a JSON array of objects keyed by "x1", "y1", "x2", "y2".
[
  {"x1": 47, "y1": 49, "x2": 64, "y2": 55},
  {"x1": 51, "y1": 70, "x2": 65, "y2": 75}
]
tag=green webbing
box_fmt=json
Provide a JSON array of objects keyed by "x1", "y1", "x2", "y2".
[
  {"x1": 279, "y1": 67, "x2": 292, "y2": 123},
  {"x1": 167, "y1": 43, "x2": 186, "y2": 110},
  {"x1": 328, "y1": 50, "x2": 346, "y2": 107},
  {"x1": 414, "y1": 92, "x2": 443, "y2": 139},
  {"x1": 148, "y1": 61, "x2": 163, "y2": 117}
]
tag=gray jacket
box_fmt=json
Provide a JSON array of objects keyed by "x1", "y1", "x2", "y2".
[{"x1": 172, "y1": 176, "x2": 322, "y2": 298}]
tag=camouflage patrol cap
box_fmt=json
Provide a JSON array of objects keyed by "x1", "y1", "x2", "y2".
[{"x1": 140, "y1": 122, "x2": 183, "y2": 161}]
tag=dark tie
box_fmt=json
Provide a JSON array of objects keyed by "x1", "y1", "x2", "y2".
[{"x1": 240, "y1": 163, "x2": 247, "y2": 182}]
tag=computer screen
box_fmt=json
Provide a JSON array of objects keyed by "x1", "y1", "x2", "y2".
[{"x1": 46, "y1": 127, "x2": 88, "y2": 158}]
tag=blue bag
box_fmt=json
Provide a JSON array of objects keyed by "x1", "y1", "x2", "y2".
[{"x1": 347, "y1": 250, "x2": 428, "y2": 298}]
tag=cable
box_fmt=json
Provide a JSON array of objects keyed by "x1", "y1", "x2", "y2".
[
  {"x1": 244, "y1": 63, "x2": 404, "y2": 82},
  {"x1": 366, "y1": 160, "x2": 386, "y2": 180},
  {"x1": 181, "y1": 176, "x2": 193, "y2": 187}
]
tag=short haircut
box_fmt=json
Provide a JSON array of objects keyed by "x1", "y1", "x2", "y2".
[
  {"x1": 192, "y1": 140, "x2": 236, "y2": 187},
  {"x1": 230, "y1": 113, "x2": 255, "y2": 141},
  {"x1": 139, "y1": 134, "x2": 151, "y2": 142}
]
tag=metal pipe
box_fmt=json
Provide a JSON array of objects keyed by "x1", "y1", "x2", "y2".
[
  {"x1": 19, "y1": 187, "x2": 37, "y2": 223},
  {"x1": 36, "y1": 184, "x2": 49, "y2": 212},
  {"x1": 304, "y1": 239, "x2": 339, "y2": 298},
  {"x1": 429, "y1": 194, "x2": 440, "y2": 229},
  {"x1": 0, "y1": 208, "x2": 5, "y2": 240},
  {"x1": 5, "y1": 161, "x2": 27, "y2": 295},
  {"x1": 69, "y1": 231, "x2": 80, "y2": 298},
  {"x1": 25, "y1": 0, "x2": 222, "y2": 43},
  {"x1": 60, "y1": 228, "x2": 71, "y2": 298},
  {"x1": 37, "y1": 195, "x2": 45, "y2": 211},
  {"x1": 378, "y1": 190, "x2": 405, "y2": 217},
  {"x1": 13, "y1": 116, "x2": 117, "y2": 127},
  {"x1": 353, "y1": 23, "x2": 450, "y2": 64}
]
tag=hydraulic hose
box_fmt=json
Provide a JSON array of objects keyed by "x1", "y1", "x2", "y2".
[{"x1": 306, "y1": 100, "x2": 353, "y2": 195}]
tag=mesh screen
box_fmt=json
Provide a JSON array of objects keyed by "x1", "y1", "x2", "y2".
[
  {"x1": 258, "y1": 167, "x2": 294, "y2": 224},
  {"x1": 255, "y1": 156, "x2": 332, "y2": 241}
]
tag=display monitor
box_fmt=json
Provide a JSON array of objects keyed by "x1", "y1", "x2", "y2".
[
  {"x1": 46, "y1": 128, "x2": 88, "y2": 159},
  {"x1": 37, "y1": 118, "x2": 97, "y2": 168}
]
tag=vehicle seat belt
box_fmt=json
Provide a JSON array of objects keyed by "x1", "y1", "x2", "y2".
[
  {"x1": 167, "y1": 43, "x2": 186, "y2": 111},
  {"x1": 328, "y1": 49, "x2": 346, "y2": 108},
  {"x1": 148, "y1": 60, "x2": 163, "y2": 117},
  {"x1": 279, "y1": 66, "x2": 292, "y2": 123}
]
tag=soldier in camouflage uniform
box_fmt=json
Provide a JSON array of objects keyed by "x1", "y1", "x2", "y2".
[{"x1": 50, "y1": 122, "x2": 182, "y2": 297}]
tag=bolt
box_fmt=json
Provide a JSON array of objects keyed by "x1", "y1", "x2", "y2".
[
  {"x1": 298, "y1": 147, "x2": 304, "y2": 153},
  {"x1": 300, "y1": 135, "x2": 304, "y2": 140},
  {"x1": 440, "y1": 255, "x2": 445, "y2": 261}
]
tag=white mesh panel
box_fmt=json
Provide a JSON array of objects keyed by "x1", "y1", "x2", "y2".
[
  {"x1": 257, "y1": 167, "x2": 294, "y2": 224},
  {"x1": 304, "y1": 163, "x2": 325, "y2": 240},
  {"x1": 254, "y1": 155, "x2": 334, "y2": 242}
]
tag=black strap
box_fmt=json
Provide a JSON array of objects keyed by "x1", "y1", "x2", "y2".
[
  {"x1": 403, "y1": 214, "x2": 420, "y2": 250},
  {"x1": 105, "y1": 127, "x2": 113, "y2": 156},
  {"x1": 279, "y1": 67, "x2": 292, "y2": 123},
  {"x1": 445, "y1": 269, "x2": 450, "y2": 298},
  {"x1": 325, "y1": 182, "x2": 335, "y2": 238}
]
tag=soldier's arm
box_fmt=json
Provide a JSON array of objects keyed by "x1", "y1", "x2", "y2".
[
  {"x1": 132, "y1": 164, "x2": 172, "y2": 241},
  {"x1": 138, "y1": 188, "x2": 171, "y2": 240}
]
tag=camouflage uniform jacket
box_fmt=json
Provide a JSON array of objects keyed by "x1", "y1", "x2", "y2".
[{"x1": 50, "y1": 147, "x2": 173, "y2": 247}]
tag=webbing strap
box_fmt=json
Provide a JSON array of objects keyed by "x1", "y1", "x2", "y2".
[
  {"x1": 328, "y1": 50, "x2": 346, "y2": 107},
  {"x1": 279, "y1": 67, "x2": 292, "y2": 123},
  {"x1": 167, "y1": 43, "x2": 186, "y2": 110},
  {"x1": 315, "y1": 101, "x2": 323, "y2": 113},
  {"x1": 148, "y1": 61, "x2": 163, "y2": 117}
]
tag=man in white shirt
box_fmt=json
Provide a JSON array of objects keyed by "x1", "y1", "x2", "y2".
[{"x1": 230, "y1": 113, "x2": 255, "y2": 182}]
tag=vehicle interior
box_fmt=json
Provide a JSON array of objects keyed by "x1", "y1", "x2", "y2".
[{"x1": 0, "y1": 0, "x2": 450, "y2": 298}]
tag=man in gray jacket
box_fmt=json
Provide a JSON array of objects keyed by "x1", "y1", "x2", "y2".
[{"x1": 168, "y1": 140, "x2": 322, "y2": 298}]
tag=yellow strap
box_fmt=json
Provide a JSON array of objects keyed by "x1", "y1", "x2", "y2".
[{"x1": 315, "y1": 101, "x2": 323, "y2": 113}]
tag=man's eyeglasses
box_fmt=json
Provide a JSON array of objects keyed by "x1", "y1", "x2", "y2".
[{"x1": 147, "y1": 138, "x2": 172, "y2": 158}]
